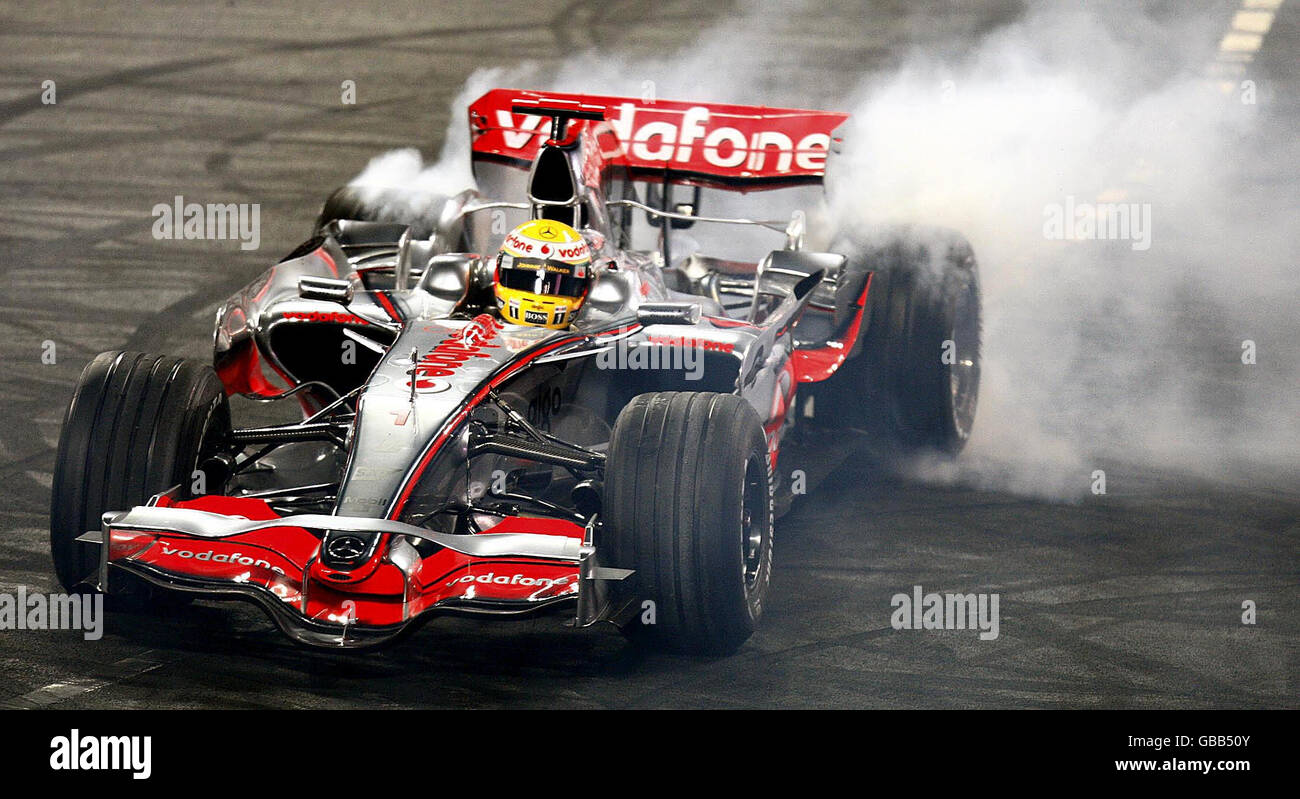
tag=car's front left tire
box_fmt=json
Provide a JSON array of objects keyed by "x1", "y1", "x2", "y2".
[{"x1": 50, "y1": 351, "x2": 230, "y2": 593}]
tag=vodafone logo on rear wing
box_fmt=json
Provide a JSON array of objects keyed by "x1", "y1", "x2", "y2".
[{"x1": 469, "y1": 89, "x2": 849, "y2": 184}]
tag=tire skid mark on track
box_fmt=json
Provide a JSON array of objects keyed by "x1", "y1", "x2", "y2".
[
  {"x1": 0, "y1": 649, "x2": 176, "y2": 709},
  {"x1": 2, "y1": 0, "x2": 1295, "y2": 708},
  {"x1": 0, "y1": 450, "x2": 56, "y2": 479},
  {"x1": 968, "y1": 610, "x2": 1281, "y2": 707},
  {"x1": 0, "y1": 94, "x2": 412, "y2": 166},
  {"x1": 0, "y1": 21, "x2": 556, "y2": 127}
]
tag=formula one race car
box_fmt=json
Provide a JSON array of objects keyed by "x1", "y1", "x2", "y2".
[{"x1": 50, "y1": 89, "x2": 981, "y2": 654}]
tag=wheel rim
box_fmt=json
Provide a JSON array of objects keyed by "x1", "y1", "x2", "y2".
[
  {"x1": 947, "y1": 282, "x2": 980, "y2": 440},
  {"x1": 741, "y1": 456, "x2": 767, "y2": 590}
]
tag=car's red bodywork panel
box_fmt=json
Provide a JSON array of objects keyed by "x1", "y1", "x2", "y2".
[
  {"x1": 469, "y1": 88, "x2": 850, "y2": 188},
  {"x1": 110, "y1": 495, "x2": 583, "y2": 628}
]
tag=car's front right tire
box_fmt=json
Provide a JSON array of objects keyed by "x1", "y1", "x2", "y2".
[{"x1": 603, "y1": 392, "x2": 773, "y2": 655}]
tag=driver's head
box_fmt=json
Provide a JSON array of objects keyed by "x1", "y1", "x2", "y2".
[{"x1": 494, "y1": 220, "x2": 593, "y2": 329}]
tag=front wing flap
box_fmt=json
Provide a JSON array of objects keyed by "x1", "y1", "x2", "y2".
[{"x1": 93, "y1": 497, "x2": 631, "y2": 648}]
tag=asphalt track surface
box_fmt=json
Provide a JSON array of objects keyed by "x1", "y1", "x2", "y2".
[{"x1": 0, "y1": 0, "x2": 1295, "y2": 709}]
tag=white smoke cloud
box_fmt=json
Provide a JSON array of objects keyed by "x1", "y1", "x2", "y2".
[
  {"x1": 346, "y1": 66, "x2": 533, "y2": 220},
  {"x1": 348, "y1": 0, "x2": 1298, "y2": 499},
  {"x1": 826, "y1": 2, "x2": 1298, "y2": 497}
]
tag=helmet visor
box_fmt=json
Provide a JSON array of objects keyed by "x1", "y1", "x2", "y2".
[{"x1": 496, "y1": 254, "x2": 590, "y2": 298}]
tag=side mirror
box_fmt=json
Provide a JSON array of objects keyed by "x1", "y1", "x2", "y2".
[
  {"x1": 417, "y1": 253, "x2": 476, "y2": 304},
  {"x1": 636, "y1": 301, "x2": 703, "y2": 326},
  {"x1": 298, "y1": 276, "x2": 353, "y2": 303}
]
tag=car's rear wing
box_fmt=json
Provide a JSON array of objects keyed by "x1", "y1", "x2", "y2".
[{"x1": 468, "y1": 88, "x2": 850, "y2": 190}]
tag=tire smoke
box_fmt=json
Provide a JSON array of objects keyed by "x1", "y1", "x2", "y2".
[{"x1": 348, "y1": 0, "x2": 1297, "y2": 499}]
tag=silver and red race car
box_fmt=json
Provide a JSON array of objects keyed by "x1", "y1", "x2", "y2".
[{"x1": 50, "y1": 89, "x2": 981, "y2": 654}]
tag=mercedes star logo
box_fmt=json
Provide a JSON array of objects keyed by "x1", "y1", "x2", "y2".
[{"x1": 326, "y1": 535, "x2": 368, "y2": 561}]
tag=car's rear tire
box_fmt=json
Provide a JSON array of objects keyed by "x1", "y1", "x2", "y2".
[
  {"x1": 817, "y1": 227, "x2": 981, "y2": 454},
  {"x1": 603, "y1": 392, "x2": 773, "y2": 655},
  {"x1": 317, "y1": 185, "x2": 382, "y2": 228},
  {"x1": 50, "y1": 351, "x2": 230, "y2": 593}
]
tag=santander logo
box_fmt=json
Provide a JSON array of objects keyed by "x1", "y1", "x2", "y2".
[{"x1": 479, "y1": 93, "x2": 845, "y2": 178}]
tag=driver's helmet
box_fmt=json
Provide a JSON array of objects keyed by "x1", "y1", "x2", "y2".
[{"x1": 494, "y1": 220, "x2": 593, "y2": 329}]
